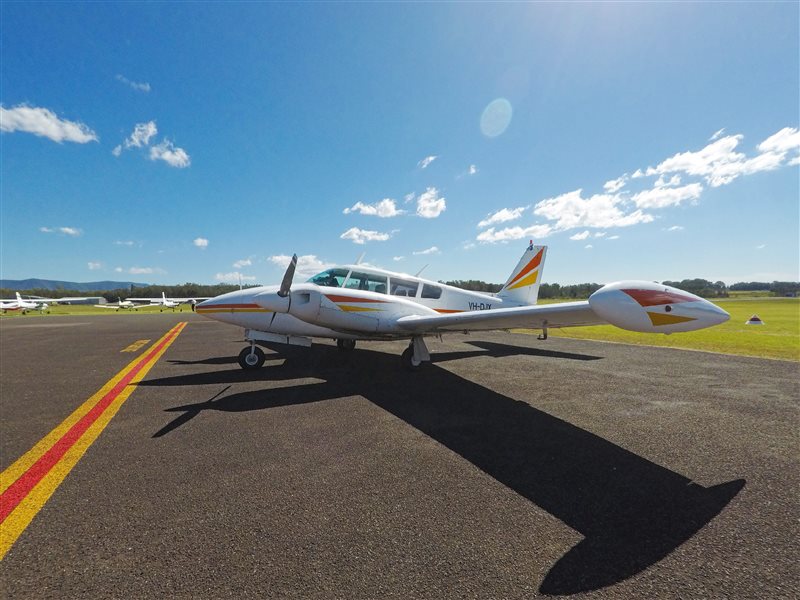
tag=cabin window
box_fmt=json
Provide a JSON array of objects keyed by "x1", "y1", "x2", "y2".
[
  {"x1": 307, "y1": 268, "x2": 349, "y2": 288},
  {"x1": 421, "y1": 284, "x2": 442, "y2": 299},
  {"x1": 344, "y1": 271, "x2": 388, "y2": 294},
  {"x1": 390, "y1": 278, "x2": 419, "y2": 297}
]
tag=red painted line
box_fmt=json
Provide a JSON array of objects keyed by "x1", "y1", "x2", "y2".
[{"x1": 0, "y1": 323, "x2": 183, "y2": 523}]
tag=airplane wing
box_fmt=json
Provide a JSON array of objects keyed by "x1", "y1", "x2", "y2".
[{"x1": 396, "y1": 301, "x2": 605, "y2": 333}]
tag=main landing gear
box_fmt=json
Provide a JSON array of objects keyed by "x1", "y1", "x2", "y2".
[
  {"x1": 238, "y1": 343, "x2": 266, "y2": 370},
  {"x1": 336, "y1": 339, "x2": 356, "y2": 352},
  {"x1": 401, "y1": 336, "x2": 430, "y2": 371}
]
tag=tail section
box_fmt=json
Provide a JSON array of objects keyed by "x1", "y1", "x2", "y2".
[
  {"x1": 497, "y1": 242, "x2": 547, "y2": 306},
  {"x1": 16, "y1": 292, "x2": 22, "y2": 302}
]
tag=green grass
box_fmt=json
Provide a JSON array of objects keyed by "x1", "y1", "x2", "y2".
[{"x1": 520, "y1": 298, "x2": 800, "y2": 361}]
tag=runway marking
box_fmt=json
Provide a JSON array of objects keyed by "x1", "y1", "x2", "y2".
[
  {"x1": 121, "y1": 339, "x2": 151, "y2": 353},
  {"x1": 0, "y1": 322, "x2": 187, "y2": 560}
]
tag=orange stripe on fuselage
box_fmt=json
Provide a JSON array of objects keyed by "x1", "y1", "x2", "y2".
[{"x1": 324, "y1": 294, "x2": 389, "y2": 303}]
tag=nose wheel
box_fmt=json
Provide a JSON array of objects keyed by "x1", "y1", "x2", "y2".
[
  {"x1": 336, "y1": 339, "x2": 356, "y2": 352},
  {"x1": 238, "y1": 345, "x2": 266, "y2": 369}
]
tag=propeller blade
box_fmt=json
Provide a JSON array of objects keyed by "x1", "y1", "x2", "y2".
[{"x1": 278, "y1": 254, "x2": 297, "y2": 297}]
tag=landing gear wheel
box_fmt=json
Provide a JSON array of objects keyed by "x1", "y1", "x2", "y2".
[
  {"x1": 337, "y1": 339, "x2": 356, "y2": 352},
  {"x1": 238, "y1": 346, "x2": 266, "y2": 370},
  {"x1": 401, "y1": 345, "x2": 423, "y2": 371}
]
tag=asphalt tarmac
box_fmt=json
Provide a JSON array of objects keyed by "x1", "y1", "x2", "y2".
[{"x1": 1, "y1": 313, "x2": 797, "y2": 599}]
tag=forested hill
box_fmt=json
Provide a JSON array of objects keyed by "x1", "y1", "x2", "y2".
[{"x1": 0, "y1": 279, "x2": 146, "y2": 292}]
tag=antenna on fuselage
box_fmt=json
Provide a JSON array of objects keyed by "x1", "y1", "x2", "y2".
[
  {"x1": 415, "y1": 264, "x2": 429, "y2": 277},
  {"x1": 355, "y1": 251, "x2": 366, "y2": 265}
]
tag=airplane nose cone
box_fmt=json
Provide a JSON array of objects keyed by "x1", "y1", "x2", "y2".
[{"x1": 708, "y1": 302, "x2": 730, "y2": 325}]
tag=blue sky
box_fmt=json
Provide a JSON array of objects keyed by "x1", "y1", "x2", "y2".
[{"x1": 2, "y1": 2, "x2": 798, "y2": 286}]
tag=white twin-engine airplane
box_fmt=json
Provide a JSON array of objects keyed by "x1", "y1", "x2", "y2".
[{"x1": 196, "y1": 243, "x2": 730, "y2": 370}]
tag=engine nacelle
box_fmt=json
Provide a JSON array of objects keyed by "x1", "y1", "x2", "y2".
[{"x1": 588, "y1": 281, "x2": 729, "y2": 334}]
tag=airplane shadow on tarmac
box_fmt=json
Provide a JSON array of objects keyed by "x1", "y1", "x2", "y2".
[{"x1": 141, "y1": 341, "x2": 745, "y2": 595}]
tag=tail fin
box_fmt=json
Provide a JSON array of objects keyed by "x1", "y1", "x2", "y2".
[
  {"x1": 497, "y1": 242, "x2": 547, "y2": 306},
  {"x1": 16, "y1": 292, "x2": 22, "y2": 302}
]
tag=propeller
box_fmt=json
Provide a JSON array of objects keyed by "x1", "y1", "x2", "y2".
[{"x1": 278, "y1": 254, "x2": 297, "y2": 297}]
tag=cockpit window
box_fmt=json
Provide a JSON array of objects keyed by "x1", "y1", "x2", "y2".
[
  {"x1": 390, "y1": 277, "x2": 419, "y2": 297},
  {"x1": 343, "y1": 271, "x2": 388, "y2": 294},
  {"x1": 307, "y1": 268, "x2": 349, "y2": 288}
]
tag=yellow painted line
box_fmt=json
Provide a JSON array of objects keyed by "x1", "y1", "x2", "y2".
[
  {"x1": 338, "y1": 305, "x2": 382, "y2": 313},
  {"x1": 121, "y1": 339, "x2": 150, "y2": 353},
  {"x1": 0, "y1": 322, "x2": 187, "y2": 560}
]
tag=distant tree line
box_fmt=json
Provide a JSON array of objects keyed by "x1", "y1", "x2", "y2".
[
  {"x1": 443, "y1": 278, "x2": 800, "y2": 299},
  {"x1": 4, "y1": 279, "x2": 798, "y2": 302},
  {"x1": 0, "y1": 282, "x2": 258, "y2": 302}
]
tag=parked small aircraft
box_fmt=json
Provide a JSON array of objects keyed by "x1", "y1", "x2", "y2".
[
  {"x1": 128, "y1": 292, "x2": 208, "y2": 311},
  {"x1": 95, "y1": 297, "x2": 140, "y2": 311},
  {"x1": 0, "y1": 292, "x2": 49, "y2": 314},
  {"x1": 196, "y1": 243, "x2": 730, "y2": 370}
]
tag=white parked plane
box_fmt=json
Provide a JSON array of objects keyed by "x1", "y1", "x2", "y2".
[
  {"x1": 0, "y1": 292, "x2": 49, "y2": 314},
  {"x1": 128, "y1": 292, "x2": 207, "y2": 311},
  {"x1": 196, "y1": 243, "x2": 730, "y2": 370},
  {"x1": 95, "y1": 297, "x2": 140, "y2": 311}
]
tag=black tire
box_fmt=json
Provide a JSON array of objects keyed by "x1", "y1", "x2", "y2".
[
  {"x1": 238, "y1": 346, "x2": 266, "y2": 370},
  {"x1": 337, "y1": 339, "x2": 356, "y2": 352},
  {"x1": 401, "y1": 346, "x2": 423, "y2": 371}
]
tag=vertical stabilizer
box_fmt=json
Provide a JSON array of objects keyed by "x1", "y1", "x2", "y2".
[{"x1": 498, "y1": 242, "x2": 547, "y2": 306}]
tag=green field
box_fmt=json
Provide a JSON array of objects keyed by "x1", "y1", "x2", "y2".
[{"x1": 521, "y1": 298, "x2": 800, "y2": 362}]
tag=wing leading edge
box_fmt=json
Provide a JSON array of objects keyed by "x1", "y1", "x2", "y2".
[{"x1": 396, "y1": 301, "x2": 605, "y2": 333}]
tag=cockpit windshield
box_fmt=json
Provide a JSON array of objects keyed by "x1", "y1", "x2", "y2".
[{"x1": 307, "y1": 268, "x2": 349, "y2": 287}]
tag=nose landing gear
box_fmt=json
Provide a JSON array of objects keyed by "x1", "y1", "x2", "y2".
[{"x1": 238, "y1": 344, "x2": 266, "y2": 369}]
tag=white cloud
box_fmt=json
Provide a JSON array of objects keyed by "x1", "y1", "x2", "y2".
[
  {"x1": 393, "y1": 256, "x2": 405, "y2": 261},
  {"x1": 418, "y1": 155, "x2": 438, "y2": 169},
  {"x1": 644, "y1": 129, "x2": 793, "y2": 188},
  {"x1": 477, "y1": 206, "x2": 528, "y2": 228},
  {"x1": 416, "y1": 187, "x2": 446, "y2": 218},
  {"x1": 340, "y1": 227, "x2": 391, "y2": 244},
  {"x1": 233, "y1": 258, "x2": 252, "y2": 268},
  {"x1": 126, "y1": 121, "x2": 158, "y2": 149},
  {"x1": 534, "y1": 189, "x2": 654, "y2": 230},
  {"x1": 1, "y1": 104, "x2": 98, "y2": 144},
  {"x1": 149, "y1": 139, "x2": 191, "y2": 168},
  {"x1": 343, "y1": 198, "x2": 403, "y2": 217},
  {"x1": 403, "y1": 192, "x2": 416, "y2": 204},
  {"x1": 114, "y1": 267, "x2": 123, "y2": 273},
  {"x1": 468, "y1": 164, "x2": 478, "y2": 175},
  {"x1": 116, "y1": 74, "x2": 151, "y2": 93},
  {"x1": 115, "y1": 240, "x2": 135, "y2": 246},
  {"x1": 584, "y1": 244, "x2": 593, "y2": 249},
  {"x1": 608, "y1": 235, "x2": 620, "y2": 240},
  {"x1": 413, "y1": 246, "x2": 440, "y2": 255},
  {"x1": 477, "y1": 223, "x2": 553, "y2": 243},
  {"x1": 788, "y1": 156, "x2": 800, "y2": 167},
  {"x1": 569, "y1": 230, "x2": 591, "y2": 241},
  {"x1": 128, "y1": 266, "x2": 166, "y2": 275},
  {"x1": 757, "y1": 127, "x2": 800, "y2": 155},
  {"x1": 632, "y1": 182, "x2": 703, "y2": 209},
  {"x1": 41, "y1": 226, "x2": 82, "y2": 236},
  {"x1": 654, "y1": 174, "x2": 682, "y2": 187},
  {"x1": 709, "y1": 128, "x2": 726, "y2": 141},
  {"x1": 755, "y1": 244, "x2": 766, "y2": 250},
  {"x1": 268, "y1": 254, "x2": 334, "y2": 279},
  {"x1": 594, "y1": 232, "x2": 606, "y2": 238},
  {"x1": 88, "y1": 262, "x2": 102, "y2": 270},
  {"x1": 666, "y1": 225, "x2": 684, "y2": 232},
  {"x1": 193, "y1": 237, "x2": 209, "y2": 248},
  {"x1": 603, "y1": 175, "x2": 628, "y2": 193},
  {"x1": 215, "y1": 272, "x2": 256, "y2": 283}
]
